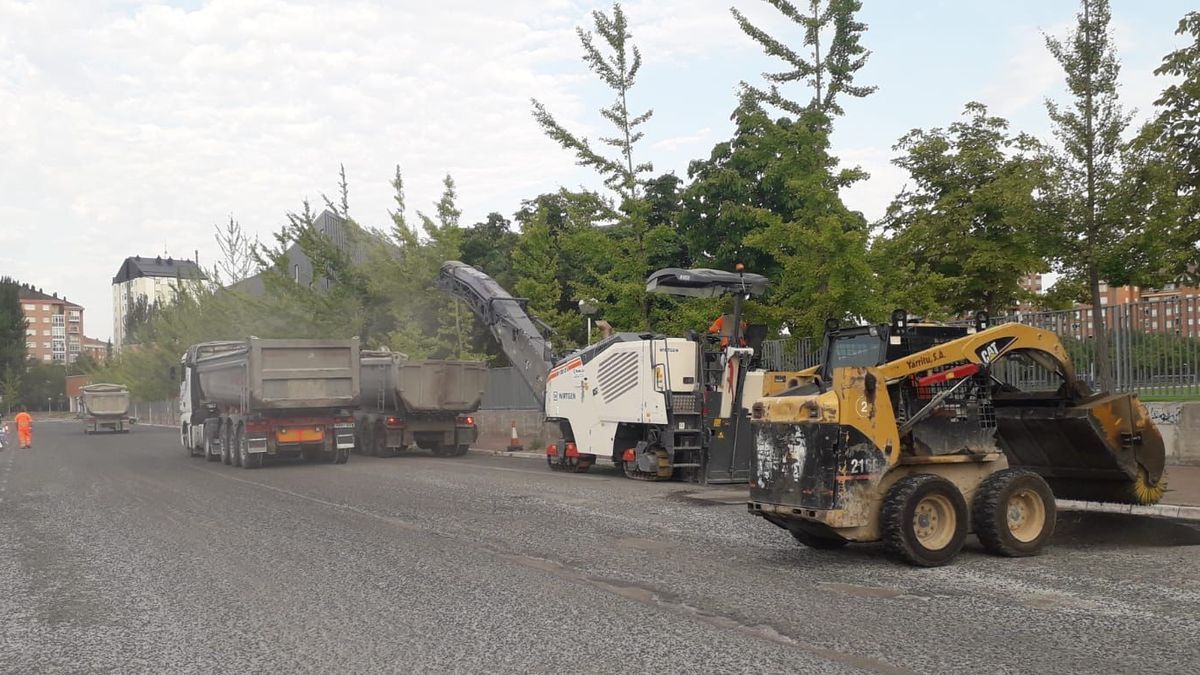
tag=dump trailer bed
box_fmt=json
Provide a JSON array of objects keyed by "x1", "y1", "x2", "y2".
[
  {"x1": 195, "y1": 338, "x2": 360, "y2": 412},
  {"x1": 356, "y1": 351, "x2": 485, "y2": 457},
  {"x1": 81, "y1": 383, "x2": 133, "y2": 434}
]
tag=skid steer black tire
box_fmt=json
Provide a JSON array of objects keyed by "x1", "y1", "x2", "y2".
[
  {"x1": 973, "y1": 468, "x2": 1055, "y2": 557},
  {"x1": 882, "y1": 474, "x2": 968, "y2": 567},
  {"x1": 790, "y1": 529, "x2": 848, "y2": 550}
]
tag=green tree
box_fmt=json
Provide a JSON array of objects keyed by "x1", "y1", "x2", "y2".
[
  {"x1": 1044, "y1": 0, "x2": 1132, "y2": 392},
  {"x1": 0, "y1": 277, "x2": 27, "y2": 377},
  {"x1": 531, "y1": 2, "x2": 653, "y2": 201},
  {"x1": 374, "y1": 172, "x2": 479, "y2": 358},
  {"x1": 512, "y1": 190, "x2": 621, "y2": 345},
  {"x1": 213, "y1": 216, "x2": 259, "y2": 286},
  {"x1": 1147, "y1": 11, "x2": 1200, "y2": 282},
  {"x1": 461, "y1": 213, "x2": 519, "y2": 291},
  {"x1": 678, "y1": 100, "x2": 874, "y2": 337},
  {"x1": 1, "y1": 366, "x2": 19, "y2": 414},
  {"x1": 19, "y1": 361, "x2": 66, "y2": 410},
  {"x1": 879, "y1": 102, "x2": 1055, "y2": 316},
  {"x1": 731, "y1": 0, "x2": 876, "y2": 117}
]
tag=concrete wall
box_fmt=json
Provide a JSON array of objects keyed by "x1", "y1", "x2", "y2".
[
  {"x1": 1147, "y1": 402, "x2": 1200, "y2": 466},
  {"x1": 474, "y1": 409, "x2": 560, "y2": 452}
]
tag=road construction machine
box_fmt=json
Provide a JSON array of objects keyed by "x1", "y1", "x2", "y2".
[
  {"x1": 437, "y1": 261, "x2": 769, "y2": 483},
  {"x1": 177, "y1": 337, "x2": 360, "y2": 467},
  {"x1": 748, "y1": 311, "x2": 1167, "y2": 566},
  {"x1": 353, "y1": 351, "x2": 486, "y2": 458}
]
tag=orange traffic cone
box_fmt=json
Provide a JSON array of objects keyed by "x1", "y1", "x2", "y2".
[{"x1": 506, "y1": 421, "x2": 524, "y2": 452}]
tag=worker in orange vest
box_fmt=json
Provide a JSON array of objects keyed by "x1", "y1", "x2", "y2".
[
  {"x1": 14, "y1": 406, "x2": 33, "y2": 449},
  {"x1": 707, "y1": 314, "x2": 748, "y2": 348}
]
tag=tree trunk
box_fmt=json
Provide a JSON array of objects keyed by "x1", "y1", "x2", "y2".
[{"x1": 1088, "y1": 268, "x2": 1113, "y2": 392}]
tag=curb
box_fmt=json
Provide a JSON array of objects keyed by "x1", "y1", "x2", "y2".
[
  {"x1": 467, "y1": 447, "x2": 617, "y2": 465},
  {"x1": 468, "y1": 448, "x2": 547, "y2": 461},
  {"x1": 1058, "y1": 499, "x2": 1200, "y2": 522}
]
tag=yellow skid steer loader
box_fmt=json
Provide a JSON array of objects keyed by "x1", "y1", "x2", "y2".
[{"x1": 748, "y1": 311, "x2": 1166, "y2": 566}]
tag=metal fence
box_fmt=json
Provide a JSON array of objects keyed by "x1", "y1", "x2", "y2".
[
  {"x1": 130, "y1": 400, "x2": 178, "y2": 427},
  {"x1": 481, "y1": 367, "x2": 541, "y2": 410},
  {"x1": 761, "y1": 296, "x2": 1200, "y2": 400},
  {"x1": 759, "y1": 337, "x2": 821, "y2": 372}
]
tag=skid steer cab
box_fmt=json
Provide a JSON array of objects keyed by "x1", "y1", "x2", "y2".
[{"x1": 748, "y1": 310, "x2": 1167, "y2": 567}]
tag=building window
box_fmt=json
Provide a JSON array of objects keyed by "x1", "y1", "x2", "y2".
[
  {"x1": 41, "y1": 304, "x2": 49, "y2": 311},
  {"x1": 42, "y1": 342, "x2": 51, "y2": 349},
  {"x1": 1152, "y1": 309, "x2": 1158, "y2": 317},
  {"x1": 23, "y1": 304, "x2": 34, "y2": 311},
  {"x1": 43, "y1": 354, "x2": 51, "y2": 361},
  {"x1": 293, "y1": 264, "x2": 300, "y2": 282},
  {"x1": 26, "y1": 328, "x2": 34, "y2": 336},
  {"x1": 26, "y1": 341, "x2": 35, "y2": 349}
]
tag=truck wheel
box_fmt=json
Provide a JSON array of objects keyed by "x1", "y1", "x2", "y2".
[
  {"x1": 428, "y1": 442, "x2": 447, "y2": 458},
  {"x1": 335, "y1": 447, "x2": 350, "y2": 464},
  {"x1": 973, "y1": 469, "x2": 1055, "y2": 557},
  {"x1": 220, "y1": 428, "x2": 233, "y2": 465},
  {"x1": 235, "y1": 427, "x2": 262, "y2": 469},
  {"x1": 452, "y1": 444, "x2": 470, "y2": 457},
  {"x1": 374, "y1": 423, "x2": 394, "y2": 458},
  {"x1": 882, "y1": 474, "x2": 968, "y2": 567}
]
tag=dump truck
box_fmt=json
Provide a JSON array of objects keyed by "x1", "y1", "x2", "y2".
[
  {"x1": 81, "y1": 383, "x2": 134, "y2": 434},
  {"x1": 438, "y1": 261, "x2": 770, "y2": 483},
  {"x1": 354, "y1": 351, "x2": 486, "y2": 457},
  {"x1": 177, "y1": 338, "x2": 360, "y2": 468},
  {"x1": 748, "y1": 311, "x2": 1167, "y2": 566}
]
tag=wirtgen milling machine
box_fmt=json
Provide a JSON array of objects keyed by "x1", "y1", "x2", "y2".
[
  {"x1": 438, "y1": 261, "x2": 769, "y2": 483},
  {"x1": 748, "y1": 311, "x2": 1167, "y2": 566}
]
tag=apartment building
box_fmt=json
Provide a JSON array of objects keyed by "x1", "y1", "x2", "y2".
[
  {"x1": 1067, "y1": 281, "x2": 1200, "y2": 338},
  {"x1": 112, "y1": 255, "x2": 207, "y2": 348},
  {"x1": 17, "y1": 286, "x2": 85, "y2": 363}
]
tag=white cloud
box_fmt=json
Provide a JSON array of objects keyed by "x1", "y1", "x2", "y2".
[
  {"x1": 835, "y1": 145, "x2": 906, "y2": 225},
  {"x1": 1, "y1": 1, "x2": 1190, "y2": 342},
  {"x1": 978, "y1": 22, "x2": 1067, "y2": 119}
]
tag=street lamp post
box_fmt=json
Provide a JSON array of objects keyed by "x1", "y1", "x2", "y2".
[{"x1": 578, "y1": 299, "x2": 599, "y2": 345}]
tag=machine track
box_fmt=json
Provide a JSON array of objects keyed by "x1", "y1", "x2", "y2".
[{"x1": 621, "y1": 449, "x2": 673, "y2": 481}]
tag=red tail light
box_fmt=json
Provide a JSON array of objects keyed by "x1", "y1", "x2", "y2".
[
  {"x1": 385, "y1": 416, "x2": 406, "y2": 429},
  {"x1": 245, "y1": 419, "x2": 270, "y2": 433},
  {"x1": 460, "y1": 416, "x2": 475, "y2": 426}
]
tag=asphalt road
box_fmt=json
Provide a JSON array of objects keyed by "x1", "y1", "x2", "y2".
[{"x1": 2, "y1": 423, "x2": 1199, "y2": 674}]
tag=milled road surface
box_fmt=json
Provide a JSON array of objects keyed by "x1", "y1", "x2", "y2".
[{"x1": 2, "y1": 423, "x2": 1199, "y2": 674}]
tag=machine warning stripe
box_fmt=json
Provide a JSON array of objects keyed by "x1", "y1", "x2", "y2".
[{"x1": 548, "y1": 357, "x2": 583, "y2": 381}]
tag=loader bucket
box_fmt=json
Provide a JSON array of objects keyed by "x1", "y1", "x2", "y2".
[{"x1": 992, "y1": 391, "x2": 1166, "y2": 505}]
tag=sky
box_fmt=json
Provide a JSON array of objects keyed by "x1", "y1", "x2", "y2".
[{"x1": 0, "y1": 0, "x2": 1194, "y2": 341}]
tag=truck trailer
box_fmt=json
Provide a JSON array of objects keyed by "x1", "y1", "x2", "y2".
[
  {"x1": 178, "y1": 337, "x2": 360, "y2": 468},
  {"x1": 354, "y1": 351, "x2": 486, "y2": 457},
  {"x1": 81, "y1": 383, "x2": 134, "y2": 434}
]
